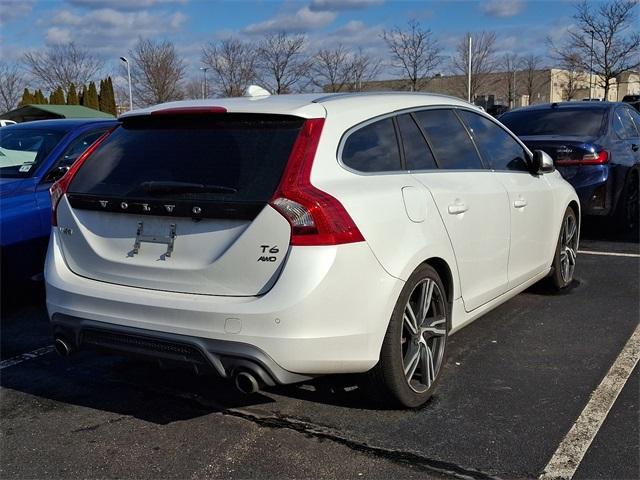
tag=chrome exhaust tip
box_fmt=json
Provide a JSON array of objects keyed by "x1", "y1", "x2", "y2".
[
  {"x1": 235, "y1": 371, "x2": 260, "y2": 394},
  {"x1": 54, "y1": 337, "x2": 72, "y2": 357}
]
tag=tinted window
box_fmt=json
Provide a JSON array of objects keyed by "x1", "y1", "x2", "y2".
[
  {"x1": 628, "y1": 108, "x2": 640, "y2": 132},
  {"x1": 342, "y1": 118, "x2": 401, "y2": 172},
  {"x1": 58, "y1": 129, "x2": 108, "y2": 168},
  {"x1": 613, "y1": 108, "x2": 639, "y2": 138},
  {"x1": 414, "y1": 109, "x2": 483, "y2": 170},
  {"x1": 69, "y1": 114, "x2": 303, "y2": 204},
  {"x1": 397, "y1": 113, "x2": 437, "y2": 170},
  {"x1": 460, "y1": 110, "x2": 529, "y2": 172},
  {"x1": 499, "y1": 108, "x2": 606, "y2": 137},
  {"x1": 0, "y1": 128, "x2": 65, "y2": 178}
]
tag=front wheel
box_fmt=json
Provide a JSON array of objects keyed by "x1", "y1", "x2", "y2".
[
  {"x1": 368, "y1": 264, "x2": 449, "y2": 408},
  {"x1": 549, "y1": 207, "x2": 579, "y2": 291}
]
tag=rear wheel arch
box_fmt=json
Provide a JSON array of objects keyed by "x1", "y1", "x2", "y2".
[{"x1": 421, "y1": 257, "x2": 454, "y2": 306}]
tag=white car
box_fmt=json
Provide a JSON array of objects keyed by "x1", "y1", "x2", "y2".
[
  {"x1": 0, "y1": 119, "x2": 17, "y2": 127},
  {"x1": 45, "y1": 92, "x2": 579, "y2": 408}
]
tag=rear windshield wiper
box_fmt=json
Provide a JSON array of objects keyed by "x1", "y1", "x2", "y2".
[{"x1": 140, "y1": 181, "x2": 237, "y2": 195}]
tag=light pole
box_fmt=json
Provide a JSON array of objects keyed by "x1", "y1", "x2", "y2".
[
  {"x1": 467, "y1": 34, "x2": 472, "y2": 103},
  {"x1": 200, "y1": 67, "x2": 209, "y2": 99},
  {"x1": 120, "y1": 56, "x2": 133, "y2": 111},
  {"x1": 588, "y1": 30, "x2": 594, "y2": 100}
]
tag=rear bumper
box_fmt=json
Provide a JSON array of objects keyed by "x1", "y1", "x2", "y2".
[
  {"x1": 45, "y1": 231, "x2": 403, "y2": 379},
  {"x1": 559, "y1": 165, "x2": 614, "y2": 216},
  {"x1": 51, "y1": 314, "x2": 309, "y2": 386}
]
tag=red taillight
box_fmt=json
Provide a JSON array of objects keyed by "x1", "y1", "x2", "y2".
[
  {"x1": 269, "y1": 118, "x2": 365, "y2": 246},
  {"x1": 50, "y1": 128, "x2": 115, "y2": 226},
  {"x1": 556, "y1": 150, "x2": 609, "y2": 166}
]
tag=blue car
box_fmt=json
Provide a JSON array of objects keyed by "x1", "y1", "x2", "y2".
[
  {"x1": 1, "y1": 119, "x2": 118, "y2": 281},
  {"x1": 499, "y1": 102, "x2": 640, "y2": 231}
]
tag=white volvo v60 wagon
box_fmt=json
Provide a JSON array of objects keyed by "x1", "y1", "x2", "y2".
[{"x1": 45, "y1": 92, "x2": 579, "y2": 408}]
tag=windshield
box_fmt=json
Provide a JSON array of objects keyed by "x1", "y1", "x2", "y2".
[
  {"x1": 499, "y1": 108, "x2": 607, "y2": 137},
  {"x1": 0, "y1": 128, "x2": 66, "y2": 178}
]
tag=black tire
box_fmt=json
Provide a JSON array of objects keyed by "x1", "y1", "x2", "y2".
[
  {"x1": 368, "y1": 264, "x2": 450, "y2": 408},
  {"x1": 617, "y1": 170, "x2": 639, "y2": 234},
  {"x1": 549, "y1": 207, "x2": 578, "y2": 291}
]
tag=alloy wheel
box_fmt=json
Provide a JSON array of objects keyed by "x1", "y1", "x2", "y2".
[
  {"x1": 401, "y1": 278, "x2": 447, "y2": 393},
  {"x1": 559, "y1": 213, "x2": 578, "y2": 284}
]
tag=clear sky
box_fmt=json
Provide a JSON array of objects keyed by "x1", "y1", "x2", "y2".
[{"x1": 0, "y1": 0, "x2": 583, "y2": 81}]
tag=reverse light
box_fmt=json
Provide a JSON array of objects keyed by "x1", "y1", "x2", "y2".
[
  {"x1": 50, "y1": 128, "x2": 115, "y2": 226},
  {"x1": 270, "y1": 118, "x2": 365, "y2": 246}
]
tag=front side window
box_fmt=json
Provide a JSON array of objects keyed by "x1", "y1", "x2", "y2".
[
  {"x1": 0, "y1": 129, "x2": 65, "y2": 178},
  {"x1": 414, "y1": 109, "x2": 484, "y2": 170},
  {"x1": 58, "y1": 129, "x2": 109, "y2": 168},
  {"x1": 396, "y1": 113, "x2": 437, "y2": 171},
  {"x1": 342, "y1": 118, "x2": 401, "y2": 172},
  {"x1": 459, "y1": 110, "x2": 529, "y2": 172}
]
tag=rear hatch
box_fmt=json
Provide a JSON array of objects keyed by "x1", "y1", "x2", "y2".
[{"x1": 56, "y1": 113, "x2": 304, "y2": 296}]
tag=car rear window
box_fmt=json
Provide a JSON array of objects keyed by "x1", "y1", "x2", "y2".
[
  {"x1": 499, "y1": 108, "x2": 606, "y2": 137},
  {"x1": 68, "y1": 114, "x2": 304, "y2": 204}
]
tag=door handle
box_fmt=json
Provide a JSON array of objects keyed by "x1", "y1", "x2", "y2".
[
  {"x1": 513, "y1": 199, "x2": 528, "y2": 209},
  {"x1": 632, "y1": 144, "x2": 639, "y2": 152},
  {"x1": 448, "y1": 202, "x2": 468, "y2": 215}
]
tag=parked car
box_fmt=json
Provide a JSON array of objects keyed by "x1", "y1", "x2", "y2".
[
  {"x1": 45, "y1": 93, "x2": 578, "y2": 408},
  {"x1": 622, "y1": 94, "x2": 640, "y2": 112},
  {"x1": 0, "y1": 120, "x2": 17, "y2": 127},
  {"x1": 499, "y1": 102, "x2": 640, "y2": 232},
  {"x1": 1, "y1": 119, "x2": 118, "y2": 282}
]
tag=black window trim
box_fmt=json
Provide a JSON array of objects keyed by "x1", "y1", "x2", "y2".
[
  {"x1": 395, "y1": 112, "x2": 440, "y2": 171},
  {"x1": 336, "y1": 104, "x2": 532, "y2": 176}
]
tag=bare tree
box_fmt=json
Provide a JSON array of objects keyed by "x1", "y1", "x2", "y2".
[
  {"x1": 308, "y1": 45, "x2": 353, "y2": 93},
  {"x1": 549, "y1": 0, "x2": 640, "y2": 99},
  {"x1": 348, "y1": 49, "x2": 382, "y2": 92},
  {"x1": 501, "y1": 53, "x2": 520, "y2": 109},
  {"x1": 519, "y1": 54, "x2": 548, "y2": 104},
  {"x1": 22, "y1": 43, "x2": 102, "y2": 92},
  {"x1": 182, "y1": 77, "x2": 203, "y2": 100},
  {"x1": 382, "y1": 19, "x2": 443, "y2": 91},
  {"x1": 201, "y1": 38, "x2": 257, "y2": 97},
  {"x1": 557, "y1": 51, "x2": 586, "y2": 101},
  {"x1": 450, "y1": 31, "x2": 498, "y2": 101},
  {"x1": 127, "y1": 38, "x2": 186, "y2": 107},
  {"x1": 256, "y1": 32, "x2": 309, "y2": 94},
  {"x1": 0, "y1": 62, "x2": 25, "y2": 113}
]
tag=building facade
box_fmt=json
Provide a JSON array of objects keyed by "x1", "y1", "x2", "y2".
[{"x1": 362, "y1": 69, "x2": 640, "y2": 108}]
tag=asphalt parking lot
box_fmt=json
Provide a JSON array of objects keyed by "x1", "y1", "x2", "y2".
[{"x1": 1, "y1": 222, "x2": 638, "y2": 480}]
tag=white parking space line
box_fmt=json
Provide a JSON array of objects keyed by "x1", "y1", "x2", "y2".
[
  {"x1": 578, "y1": 250, "x2": 640, "y2": 258},
  {"x1": 539, "y1": 323, "x2": 640, "y2": 480},
  {"x1": 0, "y1": 345, "x2": 55, "y2": 371}
]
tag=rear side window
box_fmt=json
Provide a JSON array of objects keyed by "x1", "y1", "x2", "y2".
[
  {"x1": 459, "y1": 110, "x2": 529, "y2": 172},
  {"x1": 69, "y1": 114, "x2": 304, "y2": 204},
  {"x1": 613, "y1": 108, "x2": 639, "y2": 139},
  {"x1": 414, "y1": 109, "x2": 483, "y2": 170},
  {"x1": 396, "y1": 114, "x2": 437, "y2": 171},
  {"x1": 342, "y1": 118, "x2": 401, "y2": 172},
  {"x1": 499, "y1": 108, "x2": 606, "y2": 137}
]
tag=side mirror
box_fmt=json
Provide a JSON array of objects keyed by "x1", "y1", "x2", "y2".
[
  {"x1": 531, "y1": 150, "x2": 555, "y2": 175},
  {"x1": 43, "y1": 165, "x2": 70, "y2": 183}
]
